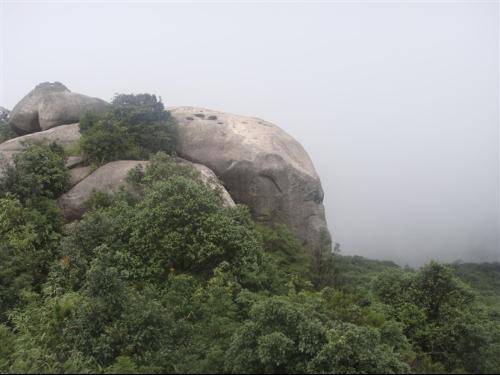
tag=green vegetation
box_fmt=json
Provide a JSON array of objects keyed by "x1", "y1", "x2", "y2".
[
  {"x1": 79, "y1": 94, "x2": 176, "y2": 165},
  {"x1": 0, "y1": 141, "x2": 69, "y2": 202},
  {"x1": 0, "y1": 118, "x2": 15, "y2": 143},
  {"x1": 0, "y1": 142, "x2": 67, "y2": 322},
  {"x1": 0, "y1": 97, "x2": 498, "y2": 373},
  {"x1": 449, "y1": 262, "x2": 500, "y2": 314}
]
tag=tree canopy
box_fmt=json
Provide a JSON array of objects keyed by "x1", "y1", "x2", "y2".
[{"x1": 79, "y1": 94, "x2": 177, "y2": 165}]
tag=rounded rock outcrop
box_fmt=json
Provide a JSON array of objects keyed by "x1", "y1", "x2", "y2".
[
  {"x1": 2, "y1": 83, "x2": 332, "y2": 255},
  {"x1": 0, "y1": 123, "x2": 81, "y2": 178},
  {"x1": 57, "y1": 158, "x2": 235, "y2": 220},
  {"x1": 57, "y1": 160, "x2": 149, "y2": 220},
  {"x1": 9, "y1": 82, "x2": 108, "y2": 134},
  {"x1": 169, "y1": 106, "x2": 331, "y2": 253},
  {"x1": 0, "y1": 123, "x2": 81, "y2": 153}
]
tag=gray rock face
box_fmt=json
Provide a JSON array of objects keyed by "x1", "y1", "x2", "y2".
[
  {"x1": 0, "y1": 123, "x2": 81, "y2": 153},
  {"x1": 0, "y1": 150, "x2": 16, "y2": 171},
  {"x1": 68, "y1": 166, "x2": 92, "y2": 187},
  {"x1": 9, "y1": 82, "x2": 108, "y2": 134},
  {"x1": 57, "y1": 158, "x2": 235, "y2": 220},
  {"x1": 169, "y1": 106, "x2": 331, "y2": 253},
  {"x1": 58, "y1": 160, "x2": 148, "y2": 220},
  {"x1": 0, "y1": 123, "x2": 81, "y2": 178},
  {"x1": 65, "y1": 156, "x2": 85, "y2": 169},
  {"x1": 181, "y1": 160, "x2": 235, "y2": 208}
]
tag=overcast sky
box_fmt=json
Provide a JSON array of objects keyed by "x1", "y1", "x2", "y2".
[{"x1": 1, "y1": 1, "x2": 498, "y2": 265}]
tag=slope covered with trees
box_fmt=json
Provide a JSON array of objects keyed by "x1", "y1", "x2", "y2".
[{"x1": 0, "y1": 96, "x2": 498, "y2": 374}]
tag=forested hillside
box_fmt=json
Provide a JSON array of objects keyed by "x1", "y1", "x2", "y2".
[{"x1": 0, "y1": 96, "x2": 498, "y2": 374}]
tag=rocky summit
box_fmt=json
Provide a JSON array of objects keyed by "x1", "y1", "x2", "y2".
[
  {"x1": 8, "y1": 82, "x2": 108, "y2": 134},
  {"x1": 0, "y1": 82, "x2": 331, "y2": 254},
  {"x1": 170, "y1": 106, "x2": 331, "y2": 254}
]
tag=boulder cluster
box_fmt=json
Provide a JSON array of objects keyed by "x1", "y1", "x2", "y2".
[
  {"x1": 8, "y1": 82, "x2": 108, "y2": 134},
  {"x1": 0, "y1": 82, "x2": 331, "y2": 253}
]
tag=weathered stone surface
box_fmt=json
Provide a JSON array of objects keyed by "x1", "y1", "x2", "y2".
[
  {"x1": 0, "y1": 123, "x2": 81, "y2": 179},
  {"x1": 169, "y1": 106, "x2": 331, "y2": 253},
  {"x1": 0, "y1": 123, "x2": 80, "y2": 152},
  {"x1": 9, "y1": 82, "x2": 108, "y2": 134},
  {"x1": 180, "y1": 160, "x2": 235, "y2": 208},
  {"x1": 0, "y1": 150, "x2": 16, "y2": 171},
  {"x1": 69, "y1": 166, "x2": 92, "y2": 187},
  {"x1": 58, "y1": 158, "x2": 234, "y2": 220},
  {"x1": 65, "y1": 156, "x2": 85, "y2": 169},
  {"x1": 58, "y1": 161, "x2": 148, "y2": 220}
]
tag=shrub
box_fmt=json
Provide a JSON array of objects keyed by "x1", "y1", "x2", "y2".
[
  {"x1": 373, "y1": 262, "x2": 500, "y2": 373},
  {"x1": 0, "y1": 141, "x2": 69, "y2": 201},
  {"x1": 129, "y1": 176, "x2": 262, "y2": 282},
  {"x1": 257, "y1": 223, "x2": 311, "y2": 279},
  {"x1": 79, "y1": 117, "x2": 136, "y2": 165},
  {"x1": 225, "y1": 295, "x2": 409, "y2": 374},
  {"x1": 0, "y1": 195, "x2": 62, "y2": 321},
  {"x1": 307, "y1": 322, "x2": 410, "y2": 374}
]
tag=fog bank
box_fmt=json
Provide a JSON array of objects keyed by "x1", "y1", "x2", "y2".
[{"x1": 1, "y1": 1, "x2": 498, "y2": 265}]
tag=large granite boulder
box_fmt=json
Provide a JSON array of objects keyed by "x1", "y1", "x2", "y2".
[
  {"x1": 169, "y1": 106, "x2": 331, "y2": 253},
  {"x1": 57, "y1": 158, "x2": 235, "y2": 220},
  {"x1": 9, "y1": 82, "x2": 108, "y2": 134}
]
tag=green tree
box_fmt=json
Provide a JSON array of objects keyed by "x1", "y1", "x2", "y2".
[
  {"x1": 0, "y1": 195, "x2": 62, "y2": 321},
  {"x1": 0, "y1": 324, "x2": 15, "y2": 372},
  {"x1": 0, "y1": 141, "x2": 69, "y2": 201},
  {"x1": 79, "y1": 94, "x2": 177, "y2": 165},
  {"x1": 374, "y1": 262, "x2": 500, "y2": 373},
  {"x1": 308, "y1": 322, "x2": 409, "y2": 374},
  {"x1": 225, "y1": 293, "x2": 409, "y2": 374},
  {"x1": 128, "y1": 176, "x2": 262, "y2": 283},
  {"x1": 225, "y1": 295, "x2": 327, "y2": 373},
  {"x1": 257, "y1": 223, "x2": 312, "y2": 280}
]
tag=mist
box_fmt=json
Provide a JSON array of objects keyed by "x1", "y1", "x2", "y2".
[{"x1": 1, "y1": 1, "x2": 498, "y2": 266}]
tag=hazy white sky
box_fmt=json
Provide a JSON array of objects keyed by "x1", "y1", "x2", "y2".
[{"x1": 1, "y1": 1, "x2": 498, "y2": 265}]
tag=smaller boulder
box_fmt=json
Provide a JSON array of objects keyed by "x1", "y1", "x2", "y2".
[
  {"x1": 0, "y1": 123, "x2": 81, "y2": 179},
  {"x1": 65, "y1": 156, "x2": 85, "y2": 169},
  {"x1": 57, "y1": 158, "x2": 234, "y2": 220},
  {"x1": 0, "y1": 123, "x2": 81, "y2": 153},
  {"x1": 68, "y1": 166, "x2": 92, "y2": 187},
  {"x1": 58, "y1": 160, "x2": 148, "y2": 220}
]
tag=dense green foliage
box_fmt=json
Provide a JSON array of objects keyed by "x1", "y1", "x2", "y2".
[
  {"x1": 449, "y1": 262, "x2": 500, "y2": 314},
  {"x1": 373, "y1": 263, "x2": 499, "y2": 373},
  {"x1": 0, "y1": 141, "x2": 69, "y2": 202},
  {"x1": 0, "y1": 195, "x2": 63, "y2": 321},
  {"x1": 0, "y1": 98, "x2": 498, "y2": 373},
  {"x1": 79, "y1": 94, "x2": 176, "y2": 165},
  {"x1": 0, "y1": 142, "x2": 67, "y2": 321}
]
